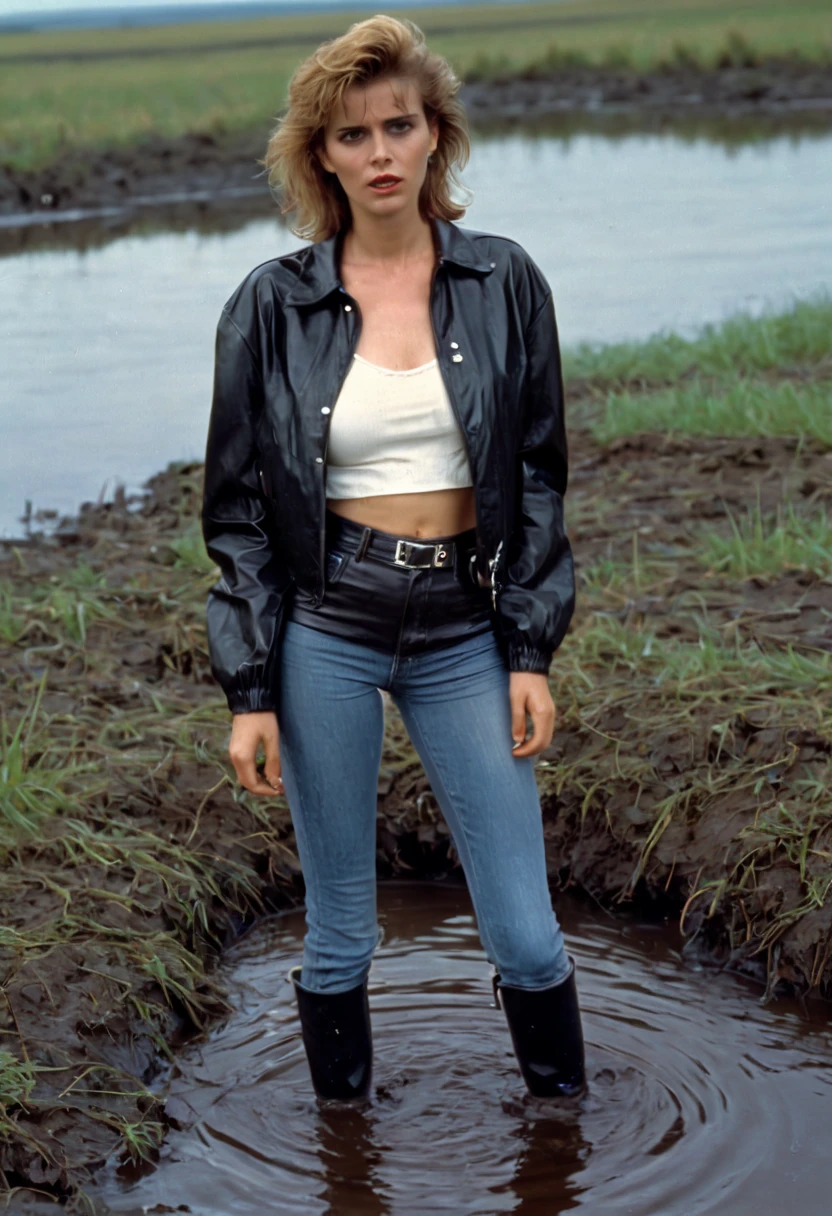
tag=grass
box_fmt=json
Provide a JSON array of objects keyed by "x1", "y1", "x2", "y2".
[
  {"x1": 562, "y1": 293, "x2": 832, "y2": 390},
  {"x1": 0, "y1": 0, "x2": 830, "y2": 172},
  {"x1": 700, "y1": 500, "x2": 832, "y2": 579},
  {"x1": 462, "y1": 25, "x2": 832, "y2": 81},
  {"x1": 560, "y1": 291, "x2": 832, "y2": 444},
  {"x1": 165, "y1": 518, "x2": 218, "y2": 574},
  {"x1": 592, "y1": 378, "x2": 832, "y2": 445}
]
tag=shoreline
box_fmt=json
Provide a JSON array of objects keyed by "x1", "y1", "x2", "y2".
[{"x1": 2, "y1": 60, "x2": 832, "y2": 218}]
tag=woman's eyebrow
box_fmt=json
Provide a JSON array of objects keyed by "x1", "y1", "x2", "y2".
[{"x1": 336, "y1": 112, "x2": 419, "y2": 132}]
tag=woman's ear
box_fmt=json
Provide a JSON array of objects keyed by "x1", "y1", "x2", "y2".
[{"x1": 428, "y1": 115, "x2": 440, "y2": 157}]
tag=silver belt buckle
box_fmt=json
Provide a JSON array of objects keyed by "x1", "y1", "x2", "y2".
[
  {"x1": 393, "y1": 539, "x2": 418, "y2": 567},
  {"x1": 393, "y1": 539, "x2": 452, "y2": 568}
]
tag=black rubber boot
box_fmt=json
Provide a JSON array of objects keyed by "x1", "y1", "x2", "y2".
[
  {"x1": 493, "y1": 956, "x2": 587, "y2": 1098},
  {"x1": 289, "y1": 966, "x2": 373, "y2": 1102}
]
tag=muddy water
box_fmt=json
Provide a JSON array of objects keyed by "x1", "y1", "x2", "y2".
[
  {"x1": 2, "y1": 128, "x2": 831, "y2": 540},
  {"x1": 92, "y1": 882, "x2": 832, "y2": 1216}
]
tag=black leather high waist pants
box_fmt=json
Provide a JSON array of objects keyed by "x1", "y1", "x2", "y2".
[{"x1": 288, "y1": 508, "x2": 497, "y2": 658}]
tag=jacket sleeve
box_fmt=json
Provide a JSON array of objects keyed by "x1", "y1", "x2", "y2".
[
  {"x1": 496, "y1": 287, "x2": 575, "y2": 674},
  {"x1": 201, "y1": 307, "x2": 293, "y2": 714}
]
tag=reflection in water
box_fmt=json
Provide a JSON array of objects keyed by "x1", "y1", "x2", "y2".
[
  {"x1": 1, "y1": 128, "x2": 831, "y2": 540},
  {"x1": 91, "y1": 882, "x2": 832, "y2": 1216}
]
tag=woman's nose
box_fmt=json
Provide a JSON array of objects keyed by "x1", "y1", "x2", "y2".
[{"x1": 369, "y1": 131, "x2": 392, "y2": 161}]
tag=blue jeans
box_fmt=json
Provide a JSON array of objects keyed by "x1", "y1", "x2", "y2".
[{"x1": 276, "y1": 617, "x2": 571, "y2": 995}]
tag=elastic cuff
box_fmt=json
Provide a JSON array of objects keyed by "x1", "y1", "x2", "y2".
[
  {"x1": 226, "y1": 686, "x2": 278, "y2": 715},
  {"x1": 228, "y1": 701, "x2": 278, "y2": 716},
  {"x1": 222, "y1": 661, "x2": 279, "y2": 714},
  {"x1": 506, "y1": 641, "x2": 554, "y2": 674}
]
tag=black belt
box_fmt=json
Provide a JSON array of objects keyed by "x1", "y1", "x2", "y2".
[{"x1": 326, "y1": 514, "x2": 479, "y2": 578}]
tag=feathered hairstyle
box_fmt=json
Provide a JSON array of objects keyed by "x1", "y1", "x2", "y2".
[{"x1": 260, "y1": 13, "x2": 471, "y2": 241}]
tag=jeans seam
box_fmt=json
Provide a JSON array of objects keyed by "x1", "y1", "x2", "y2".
[{"x1": 388, "y1": 568, "x2": 418, "y2": 686}]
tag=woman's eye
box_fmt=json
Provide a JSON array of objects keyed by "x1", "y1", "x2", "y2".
[{"x1": 340, "y1": 122, "x2": 412, "y2": 142}]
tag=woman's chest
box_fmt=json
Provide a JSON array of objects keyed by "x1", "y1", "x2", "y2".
[{"x1": 342, "y1": 267, "x2": 437, "y2": 370}]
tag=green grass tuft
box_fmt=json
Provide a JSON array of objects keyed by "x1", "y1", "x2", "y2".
[
  {"x1": 592, "y1": 379, "x2": 832, "y2": 446},
  {"x1": 700, "y1": 501, "x2": 832, "y2": 579},
  {"x1": 564, "y1": 293, "x2": 832, "y2": 392}
]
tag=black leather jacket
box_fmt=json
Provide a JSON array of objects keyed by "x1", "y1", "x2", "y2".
[{"x1": 201, "y1": 216, "x2": 575, "y2": 714}]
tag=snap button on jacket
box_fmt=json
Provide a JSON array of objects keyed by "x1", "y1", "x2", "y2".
[{"x1": 201, "y1": 218, "x2": 576, "y2": 714}]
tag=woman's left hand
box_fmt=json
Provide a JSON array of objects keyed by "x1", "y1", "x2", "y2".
[{"x1": 509, "y1": 671, "x2": 556, "y2": 757}]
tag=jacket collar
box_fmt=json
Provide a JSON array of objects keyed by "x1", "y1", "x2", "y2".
[{"x1": 282, "y1": 217, "x2": 494, "y2": 307}]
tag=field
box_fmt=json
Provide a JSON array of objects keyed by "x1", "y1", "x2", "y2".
[
  {"x1": 1, "y1": 290, "x2": 830, "y2": 1205},
  {"x1": 1, "y1": 0, "x2": 831, "y2": 173}
]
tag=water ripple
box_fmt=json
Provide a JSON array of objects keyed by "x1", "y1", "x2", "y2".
[{"x1": 93, "y1": 882, "x2": 832, "y2": 1216}]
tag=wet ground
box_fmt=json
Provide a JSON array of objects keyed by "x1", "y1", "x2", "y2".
[
  {"x1": 89, "y1": 882, "x2": 832, "y2": 1216},
  {"x1": 2, "y1": 59, "x2": 831, "y2": 218}
]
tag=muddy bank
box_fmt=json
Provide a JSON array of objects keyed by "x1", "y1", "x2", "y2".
[
  {"x1": 463, "y1": 56, "x2": 832, "y2": 121},
  {"x1": 1, "y1": 408, "x2": 830, "y2": 1205},
  {"x1": 0, "y1": 129, "x2": 270, "y2": 222},
  {"x1": 2, "y1": 58, "x2": 831, "y2": 219}
]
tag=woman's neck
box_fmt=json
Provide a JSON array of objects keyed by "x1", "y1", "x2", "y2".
[{"x1": 342, "y1": 210, "x2": 437, "y2": 271}]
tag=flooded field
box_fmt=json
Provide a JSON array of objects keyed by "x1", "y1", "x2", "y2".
[
  {"x1": 90, "y1": 883, "x2": 832, "y2": 1216},
  {"x1": 1, "y1": 125, "x2": 831, "y2": 539}
]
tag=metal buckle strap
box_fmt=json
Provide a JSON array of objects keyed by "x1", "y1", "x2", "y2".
[
  {"x1": 488, "y1": 539, "x2": 504, "y2": 610},
  {"x1": 393, "y1": 538, "x2": 454, "y2": 569}
]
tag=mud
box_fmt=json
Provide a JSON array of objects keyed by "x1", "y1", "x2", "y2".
[
  {"x1": 1, "y1": 426, "x2": 830, "y2": 1207},
  {"x1": 2, "y1": 59, "x2": 831, "y2": 218}
]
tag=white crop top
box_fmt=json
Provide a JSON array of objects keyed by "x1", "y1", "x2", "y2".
[{"x1": 324, "y1": 353, "x2": 473, "y2": 499}]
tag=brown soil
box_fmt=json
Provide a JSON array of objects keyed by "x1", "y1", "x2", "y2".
[
  {"x1": 1, "y1": 426, "x2": 830, "y2": 1208},
  {"x1": 2, "y1": 59, "x2": 831, "y2": 218}
]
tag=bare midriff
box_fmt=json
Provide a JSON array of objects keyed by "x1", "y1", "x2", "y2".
[{"x1": 326, "y1": 485, "x2": 476, "y2": 540}]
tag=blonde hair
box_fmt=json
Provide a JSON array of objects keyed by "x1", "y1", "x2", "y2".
[{"x1": 261, "y1": 14, "x2": 471, "y2": 241}]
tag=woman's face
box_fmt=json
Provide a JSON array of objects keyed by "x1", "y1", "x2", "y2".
[{"x1": 317, "y1": 75, "x2": 439, "y2": 221}]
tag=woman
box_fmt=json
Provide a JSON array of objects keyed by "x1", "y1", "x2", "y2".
[{"x1": 201, "y1": 14, "x2": 586, "y2": 1105}]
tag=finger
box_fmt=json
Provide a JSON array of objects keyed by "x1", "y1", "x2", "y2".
[
  {"x1": 262, "y1": 730, "x2": 283, "y2": 792},
  {"x1": 230, "y1": 750, "x2": 281, "y2": 797},
  {"x1": 241, "y1": 768, "x2": 284, "y2": 797},
  {"x1": 510, "y1": 695, "x2": 528, "y2": 750},
  {"x1": 511, "y1": 702, "x2": 555, "y2": 757},
  {"x1": 250, "y1": 778, "x2": 284, "y2": 797}
]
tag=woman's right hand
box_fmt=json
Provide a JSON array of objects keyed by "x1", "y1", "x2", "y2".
[{"x1": 228, "y1": 711, "x2": 284, "y2": 796}]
